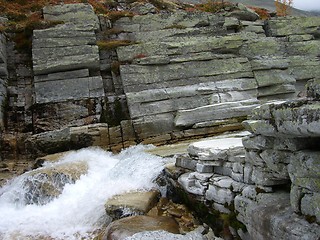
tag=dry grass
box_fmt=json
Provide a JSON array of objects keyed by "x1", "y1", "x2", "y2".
[
  {"x1": 106, "y1": 11, "x2": 135, "y2": 22},
  {"x1": 194, "y1": 0, "x2": 234, "y2": 13},
  {"x1": 97, "y1": 39, "x2": 135, "y2": 50},
  {"x1": 248, "y1": 6, "x2": 271, "y2": 20}
]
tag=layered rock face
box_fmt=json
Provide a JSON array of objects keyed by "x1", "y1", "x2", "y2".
[
  {"x1": 2, "y1": 4, "x2": 320, "y2": 158},
  {"x1": 116, "y1": 13, "x2": 320, "y2": 143}
]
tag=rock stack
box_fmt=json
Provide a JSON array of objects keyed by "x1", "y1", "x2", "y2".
[{"x1": 170, "y1": 100, "x2": 320, "y2": 240}]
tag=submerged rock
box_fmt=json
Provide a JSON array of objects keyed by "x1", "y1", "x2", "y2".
[
  {"x1": 20, "y1": 161, "x2": 88, "y2": 205},
  {"x1": 102, "y1": 215, "x2": 180, "y2": 240},
  {"x1": 105, "y1": 190, "x2": 160, "y2": 220}
]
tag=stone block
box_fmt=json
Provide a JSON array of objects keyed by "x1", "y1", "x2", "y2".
[
  {"x1": 245, "y1": 150, "x2": 265, "y2": 167},
  {"x1": 288, "y1": 151, "x2": 320, "y2": 192},
  {"x1": 254, "y1": 69, "x2": 296, "y2": 88},
  {"x1": 239, "y1": 38, "x2": 282, "y2": 58},
  {"x1": 43, "y1": 3, "x2": 99, "y2": 30},
  {"x1": 205, "y1": 184, "x2": 235, "y2": 205},
  {"x1": 34, "y1": 76, "x2": 104, "y2": 103},
  {"x1": 188, "y1": 137, "x2": 244, "y2": 161},
  {"x1": 175, "y1": 154, "x2": 197, "y2": 171},
  {"x1": 132, "y1": 113, "x2": 175, "y2": 139},
  {"x1": 251, "y1": 166, "x2": 289, "y2": 186},
  {"x1": 300, "y1": 192, "x2": 320, "y2": 223},
  {"x1": 196, "y1": 162, "x2": 215, "y2": 173}
]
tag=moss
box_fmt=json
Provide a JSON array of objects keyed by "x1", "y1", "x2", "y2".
[
  {"x1": 100, "y1": 98, "x2": 127, "y2": 127},
  {"x1": 102, "y1": 28, "x2": 125, "y2": 37},
  {"x1": 305, "y1": 215, "x2": 317, "y2": 224},
  {"x1": 194, "y1": 0, "x2": 234, "y2": 13},
  {"x1": 106, "y1": 11, "x2": 135, "y2": 22},
  {"x1": 111, "y1": 61, "x2": 121, "y2": 76},
  {"x1": 255, "y1": 187, "x2": 267, "y2": 194}
]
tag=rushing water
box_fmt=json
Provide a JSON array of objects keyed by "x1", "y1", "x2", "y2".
[{"x1": 0, "y1": 145, "x2": 173, "y2": 240}]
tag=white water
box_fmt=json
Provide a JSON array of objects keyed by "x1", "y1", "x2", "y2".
[{"x1": 0, "y1": 145, "x2": 173, "y2": 240}]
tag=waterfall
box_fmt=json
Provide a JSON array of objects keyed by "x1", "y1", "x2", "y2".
[{"x1": 0, "y1": 145, "x2": 173, "y2": 240}]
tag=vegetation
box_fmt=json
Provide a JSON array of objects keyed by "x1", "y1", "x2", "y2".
[
  {"x1": 275, "y1": 0, "x2": 293, "y2": 16},
  {"x1": 97, "y1": 39, "x2": 135, "y2": 50},
  {"x1": 248, "y1": 6, "x2": 271, "y2": 20},
  {"x1": 0, "y1": 0, "x2": 111, "y2": 53},
  {"x1": 193, "y1": 0, "x2": 233, "y2": 13}
]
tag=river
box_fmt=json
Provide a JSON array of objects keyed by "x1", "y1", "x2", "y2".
[{"x1": 0, "y1": 145, "x2": 173, "y2": 240}]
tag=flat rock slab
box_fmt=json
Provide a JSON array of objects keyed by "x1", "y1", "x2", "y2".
[
  {"x1": 102, "y1": 215, "x2": 180, "y2": 240},
  {"x1": 187, "y1": 131, "x2": 250, "y2": 161},
  {"x1": 105, "y1": 190, "x2": 160, "y2": 220}
]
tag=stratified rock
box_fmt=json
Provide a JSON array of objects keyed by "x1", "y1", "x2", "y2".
[
  {"x1": 174, "y1": 99, "x2": 259, "y2": 128},
  {"x1": 266, "y1": 16, "x2": 320, "y2": 37},
  {"x1": 102, "y1": 215, "x2": 180, "y2": 240},
  {"x1": 244, "y1": 101, "x2": 320, "y2": 137},
  {"x1": 105, "y1": 190, "x2": 160, "y2": 220}
]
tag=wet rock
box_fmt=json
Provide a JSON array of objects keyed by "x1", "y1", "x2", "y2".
[
  {"x1": 20, "y1": 161, "x2": 88, "y2": 205},
  {"x1": 105, "y1": 190, "x2": 160, "y2": 220},
  {"x1": 102, "y1": 215, "x2": 180, "y2": 240}
]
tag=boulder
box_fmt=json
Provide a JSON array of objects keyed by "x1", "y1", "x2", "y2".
[
  {"x1": 102, "y1": 215, "x2": 180, "y2": 240},
  {"x1": 226, "y1": 3, "x2": 260, "y2": 21},
  {"x1": 105, "y1": 190, "x2": 160, "y2": 220},
  {"x1": 18, "y1": 161, "x2": 87, "y2": 205}
]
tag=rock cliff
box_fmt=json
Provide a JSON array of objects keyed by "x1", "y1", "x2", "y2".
[{"x1": 0, "y1": 0, "x2": 319, "y2": 183}]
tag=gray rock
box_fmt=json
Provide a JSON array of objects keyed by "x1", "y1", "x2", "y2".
[
  {"x1": 175, "y1": 154, "x2": 197, "y2": 171},
  {"x1": 300, "y1": 192, "x2": 320, "y2": 223},
  {"x1": 205, "y1": 184, "x2": 235, "y2": 205},
  {"x1": 258, "y1": 84, "x2": 296, "y2": 98},
  {"x1": 239, "y1": 38, "x2": 282, "y2": 58},
  {"x1": 175, "y1": 99, "x2": 259, "y2": 128},
  {"x1": 188, "y1": 137, "x2": 244, "y2": 161},
  {"x1": 32, "y1": 45, "x2": 99, "y2": 75},
  {"x1": 34, "y1": 69, "x2": 89, "y2": 82},
  {"x1": 288, "y1": 151, "x2": 320, "y2": 192},
  {"x1": 226, "y1": 3, "x2": 259, "y2": 21},
  {"x1": 178, "y1": 173, "x2": 206, "y2": 196},
  {"x1": 266, "y1": 17, "x2": 320, "y2": 37},
  {"x1": 129, "y1": 2, "x2": 157, "y2": 15},
  {"x1": 34, "y1": 76, "x2": 104, "y2": 103},
  {"x1": 120, "y1": 57, "x2": 252, "y2": 91},
  {"x1": 286, "y1": 40, "x2": 320, "y2": 56},
  {"x1": 250, "y1": 57, "x2": 290, "y2": 71},
  {"x1": 43, "y1": 3, "x2": 99, "y2": 30},
  {"x1": 242, "y1": 135, "x2": 274, "y2": 150},
  {"x1": 132, "y1": 113, "x2": 175, "y2": 139},
  {"x1": 253, "y1": 70, "x2": 296, "y2": 88},
  {"x1": 307, "y1": 78, "x2": 320, "y2": 99}
]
